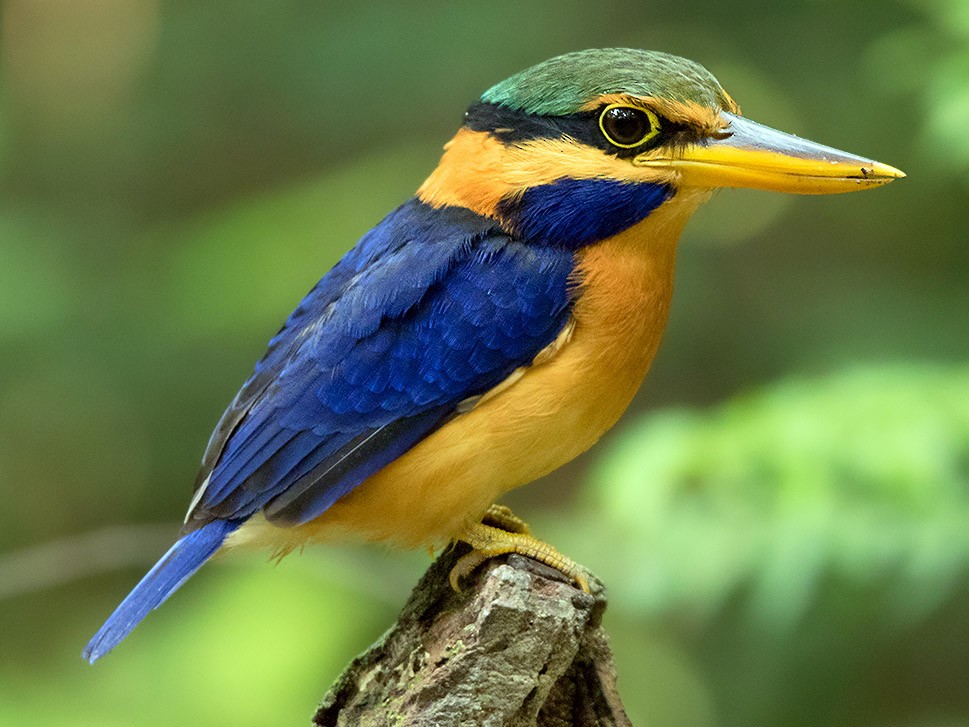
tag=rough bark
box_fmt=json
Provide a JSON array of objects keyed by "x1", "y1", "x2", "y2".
[{"x1": 314, "y1": 546, "x2": 631, "y2": 727}]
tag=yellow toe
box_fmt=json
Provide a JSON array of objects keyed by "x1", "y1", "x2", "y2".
[{"x1": 451, "y1": 519, "x2": 589, "y2": 592}]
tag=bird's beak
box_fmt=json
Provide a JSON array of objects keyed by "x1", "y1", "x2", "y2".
[{"x1": 634, "y1": 112, "x2": 905, "y2": 194}]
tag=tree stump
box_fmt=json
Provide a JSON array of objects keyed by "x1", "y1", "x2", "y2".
[{"x1": 314, "y1": 545, "x2": 631, "y2": 726}]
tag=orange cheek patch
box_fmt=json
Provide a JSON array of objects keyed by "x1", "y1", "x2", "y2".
[{"x1": 417, "y1": 129, "x2": 676, "y2": 219}]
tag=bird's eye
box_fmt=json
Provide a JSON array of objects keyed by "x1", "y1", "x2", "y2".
[{"x1": 599, "y1": 104, "x2": 661, "y2": 149}]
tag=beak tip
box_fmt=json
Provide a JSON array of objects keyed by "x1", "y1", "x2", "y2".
[{"x1": 870, "y1": 161, "x2": 906, "y2": 181}]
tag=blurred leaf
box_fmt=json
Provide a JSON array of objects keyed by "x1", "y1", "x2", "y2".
[
  {"x1": 0, "y1": 96, "x2": 9, "y2": 170},
  {"x1": 543, "y1": 364, "x2": 969, "y2": 724},
  {"x1": 0, "y1": 213, "x2": 79, "y2": 340},
  {"x1": 0, "y1": 558, "x2": 390, "y2": 727},
  {"x1": 570, "y1": 364, "x2": 969, "y2": 628},
  {"x1": 866, "y1": 0, "x2": 969, "y2": 184},
  {"x1": 158, "y1": 142, "x2": 434, "y2": 338}
]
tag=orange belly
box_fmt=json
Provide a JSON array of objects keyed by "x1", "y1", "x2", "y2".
[{"x1": 229, "y1": 191, "x2": 708, "y2": 553}]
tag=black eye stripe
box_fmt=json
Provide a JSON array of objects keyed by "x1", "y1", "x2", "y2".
[
  {"x1": 463, "y1": 102, "x2": 700, "y2": 159},
  {"x1": 464, "y1": 103, "x2": 598, "y2": 143}
]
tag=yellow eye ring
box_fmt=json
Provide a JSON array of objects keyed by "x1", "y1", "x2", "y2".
[{"x1": 598, "y1": 104, "x2": 661, "y2": 148}]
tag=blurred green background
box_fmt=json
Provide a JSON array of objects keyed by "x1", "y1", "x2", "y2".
[{"x1": 1, "y1": 1, "x2": 966, "y2": 725}]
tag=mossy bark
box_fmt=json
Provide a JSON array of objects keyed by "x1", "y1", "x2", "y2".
[{"x1": 314, "y1": 547, "x2": 630, "y2": 726}]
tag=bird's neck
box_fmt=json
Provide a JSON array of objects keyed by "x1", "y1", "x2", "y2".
[
  {"x1": 546, "y1": 188, "x2": 709, "y2": 445},
  {"x1": 419, "y1": 124, "x2": 710, "y2": 364},
  {"x1": 418, "y1": 128, "x2": 675, "y2": 248},
  {"x1": 418, "y1": 128, "x2": 563, "y2": 217},
  {"x1": 571, "y1": 187, "x2": 709, "y2": 352}
]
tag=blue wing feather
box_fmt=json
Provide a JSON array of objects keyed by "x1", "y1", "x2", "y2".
[{"x1": 190, "y1": 198, "x2": 575, "y2": 527}]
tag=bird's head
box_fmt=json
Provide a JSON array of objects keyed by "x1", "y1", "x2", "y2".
[{"x1": 418, "y1": 48, "x2": 904, "y2": 248}]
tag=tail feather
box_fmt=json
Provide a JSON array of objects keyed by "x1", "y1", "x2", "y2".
[{"x1": 82, "y1": 519, "x2": 241, "y2": 663}]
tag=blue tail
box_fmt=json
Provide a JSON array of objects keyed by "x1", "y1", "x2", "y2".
[{"x1": 83, "y1": 519, "x2": 241, "y2": 663}]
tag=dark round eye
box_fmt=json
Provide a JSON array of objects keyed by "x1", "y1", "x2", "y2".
[{"x1": 599, "y1": 104, "x2": 661, "y2": 148}]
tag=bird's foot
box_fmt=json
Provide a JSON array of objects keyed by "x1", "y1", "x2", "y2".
[
  {"x1": 450, "y1": 511, "x2": 589, "y2": 593},
  {"x1": 481, "y1": 503, "x2": 532, "y2": 535}
]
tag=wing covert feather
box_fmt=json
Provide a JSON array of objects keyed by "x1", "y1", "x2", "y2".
[{"x1": 187, "y1": 198, "x2": 576, "y2": 528}]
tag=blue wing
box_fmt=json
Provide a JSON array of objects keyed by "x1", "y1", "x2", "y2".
[
  {"x1": 84, "y1": 198, "x2": 575, "y2": 663},
  {"x1": 187, "y1": 198, "x2": 576, "y2": 528}
]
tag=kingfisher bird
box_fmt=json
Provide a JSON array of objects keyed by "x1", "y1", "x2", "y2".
[{"x1": 83, "y1": 48, "x2": 903, "y2": 662}]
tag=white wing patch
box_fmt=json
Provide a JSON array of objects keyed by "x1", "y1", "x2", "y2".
[{"x1": 183, "y1": 473, "x2": 212, "y2": 524}]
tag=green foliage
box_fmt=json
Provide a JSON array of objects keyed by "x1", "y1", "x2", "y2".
[
  {"x1": 551, "y1": 365, "x2": 969, "y2": 725},
  {"x1": 0, "y1": 555, "x2": 396, "y2": 727},
  {"x1": 157, "y1": 143, "x2": 433, "y2": 338},
  {"x1": 578, "y1": 365, "x2": 969, "y2": 624},
  {"x1": 868, "y1": 0, "x2": 969, "y2": 185},
  {"x1": 0, "y1": 213, "x2": 79, "y2": 340}
]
